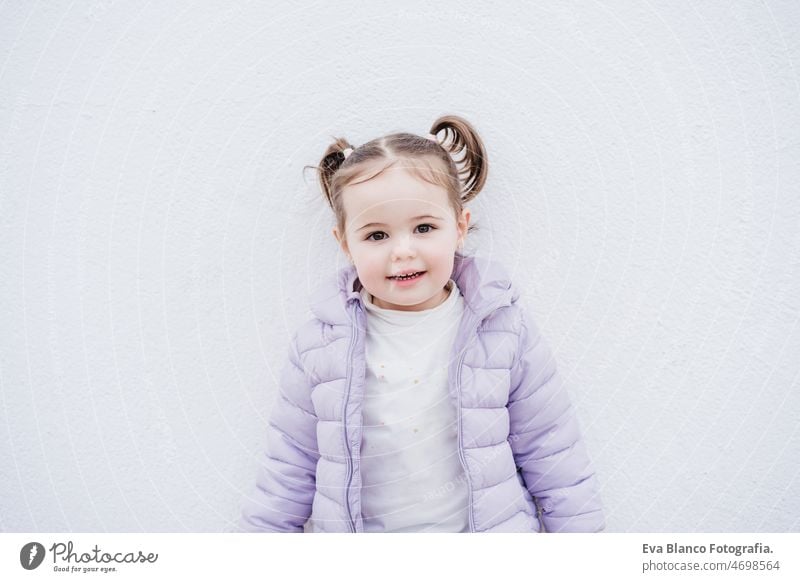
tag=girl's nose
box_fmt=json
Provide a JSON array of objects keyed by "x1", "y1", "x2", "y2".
[{"x1": 390, "y1": 235, "x2": 416, "y2": 260}]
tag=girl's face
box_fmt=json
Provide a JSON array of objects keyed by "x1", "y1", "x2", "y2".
[{"x1": 332, "y1": 164, "x2": 470, "y2": 312}]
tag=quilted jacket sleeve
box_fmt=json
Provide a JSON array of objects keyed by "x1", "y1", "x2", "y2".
[
  {"x1": 507, "y1": 309, "x2": 605, "y2": 533},
  {"x1": 238, "y1": 333, "x2": 320, "y2": 532}
]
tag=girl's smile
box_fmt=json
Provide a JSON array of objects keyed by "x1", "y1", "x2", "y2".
[{"x1": 388, "y1": 270, "x2": 426, "y2": 286}]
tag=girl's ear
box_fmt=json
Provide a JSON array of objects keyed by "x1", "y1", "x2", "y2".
[
  {"x1": 458, "y1": 207, "x2": 471, "y2": 245},
  {"x1": 332, "y1": 227, "x2": 351, "y2": 258}
]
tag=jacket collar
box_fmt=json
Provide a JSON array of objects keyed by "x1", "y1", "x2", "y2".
[{"x1": 309, "y1": 252, "x2": 519, "y2": 326}]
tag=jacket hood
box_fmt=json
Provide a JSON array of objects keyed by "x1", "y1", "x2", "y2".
[{"x1": 309, "y1": 252, "x2": 520, "y2": 326}]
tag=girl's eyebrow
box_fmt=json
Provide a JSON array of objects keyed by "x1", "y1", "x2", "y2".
[{"x1": 356, "y1": 214, "x2": 444, "y2": 232}]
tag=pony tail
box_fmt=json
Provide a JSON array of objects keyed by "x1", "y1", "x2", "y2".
[
  {"x1": 317, "y1": 137, "x2": 354, "y2": 209},
  {"x1": 429, "y1": 115, "x2": 488, "y2": 203}
]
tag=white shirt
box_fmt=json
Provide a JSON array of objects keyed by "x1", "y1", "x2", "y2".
[{"x1": 358, "y1": 280, "x2": 470, "y2": 532}]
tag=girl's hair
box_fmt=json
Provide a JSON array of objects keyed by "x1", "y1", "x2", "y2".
[{"x1": 306, "y1": 114, "x2": 488, "y2": 242}]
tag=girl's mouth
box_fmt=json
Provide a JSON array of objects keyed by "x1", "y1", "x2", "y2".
[{"x1": 388, "y1": 271, "x2": 426, "y2": 283}]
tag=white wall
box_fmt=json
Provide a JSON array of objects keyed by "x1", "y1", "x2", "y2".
[{"x1": 1, "y1": 0, "x2": 798, "y2": 532}]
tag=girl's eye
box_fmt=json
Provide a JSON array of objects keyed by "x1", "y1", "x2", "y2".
[{"x1": 364, "y1": 224, "x2": 436, "y2": 242}]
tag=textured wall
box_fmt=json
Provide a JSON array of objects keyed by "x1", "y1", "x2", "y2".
[{"x1": 1, "y1": 0, "x2": 798, "y2": 532}]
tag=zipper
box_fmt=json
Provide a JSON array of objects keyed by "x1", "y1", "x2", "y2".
[
  {"x1": 341, "y1": 302, "x2": 359, "y2": 533},
  {"x1": 455, "y1": 322, "x2": 478, "y2": 533},
  {"x1": 455, "y1": 307, "x2": 499, "y2": 533},
  {"x1": 534, "y1": 497, "x2": 547, "y2": 532}
]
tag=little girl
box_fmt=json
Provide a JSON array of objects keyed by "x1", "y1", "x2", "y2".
[{"x1": 239, "y1": 115, "x2": 605, "y2": 533}]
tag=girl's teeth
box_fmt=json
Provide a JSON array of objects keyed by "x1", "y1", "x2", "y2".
[{"x1": 393, "y1": 272, "x2": 421, "y2": 280}]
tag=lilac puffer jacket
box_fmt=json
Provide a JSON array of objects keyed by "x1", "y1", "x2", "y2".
[{"x1": 239, "y1": 253, "x2": 605, "y2": 533}]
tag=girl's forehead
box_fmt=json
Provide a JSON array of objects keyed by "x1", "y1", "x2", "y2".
[
  {"x1": 343, "y1": 167, "x2": 450, "y2": 213},
  {"x1": 344, "y1": 194, "x2": 452, "y2": 232}
]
